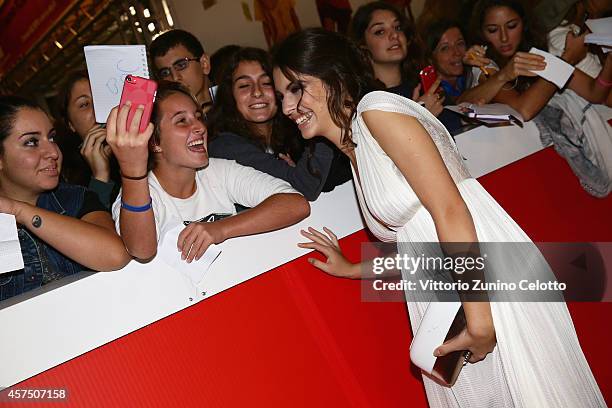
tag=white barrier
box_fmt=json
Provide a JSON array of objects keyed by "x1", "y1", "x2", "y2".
[
  {"x1": 454, "y1": 121, "x2": 546, "y2": 178},
  {"x1": 0, "y1": 181, "x2": 366, "y2": 388}
]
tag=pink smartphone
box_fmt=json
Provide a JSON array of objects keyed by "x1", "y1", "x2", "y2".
[
  {"x1": 119, "y1": 75, "x2": 157, "y2": 133},
  {"x1": 419, "y1": 65, "x2": 438, "y2": 94}
]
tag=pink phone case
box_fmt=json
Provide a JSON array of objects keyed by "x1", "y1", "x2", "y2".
[
  {"x1": 119, "y1": 75, "x2": 157, "y2": 133},
  {"x1": 419, "y1": 65, "x2": 438, "y2": 94}
]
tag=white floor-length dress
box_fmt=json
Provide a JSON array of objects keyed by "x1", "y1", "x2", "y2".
[{"x1": 350, "y1": 91, "x2": 606, "y2": 407}]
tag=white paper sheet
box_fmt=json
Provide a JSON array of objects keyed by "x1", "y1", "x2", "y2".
[
  {"x1": 0, "y1": 213, "x2": 24, "y2": 274},
  {"x1": 586, "y1": 17, "x2": 612, "y2": 35},
  {"x1": 158, "y1": 223, "x2": 222, "y2": 286},
  {"x1": 84, "y1": 45, "x2": 150, "y2": 123},
  {"x1": 528, "y1": 48, "x2": 575, "y2": 88},
  {"x1": 584, "y1": 34, "x2": 612, "y2": 52}
]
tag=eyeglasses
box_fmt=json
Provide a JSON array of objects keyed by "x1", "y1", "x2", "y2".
[{"x1": 157, "y1": 57, "x2": 200, "y2": 79}]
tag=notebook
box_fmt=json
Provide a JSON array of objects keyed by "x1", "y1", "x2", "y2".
[
  {"x1": 445, "y1": 103, "x2": 524, "y2": 127},
  {"x1": 84, "y1": 45, "x2": 150, "y2": 123}
]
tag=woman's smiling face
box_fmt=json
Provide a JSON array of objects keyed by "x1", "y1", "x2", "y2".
[
  {"x1": 0, "y1": 108, "x2": 62, "y2": 198},
  {"x1": 232, "y1": 60, "x2": 277, "y2": 126},
  {"x1": 432, "y1": 27, "x2": 467, "y2": 80},
  {"x1": 155, "y1": 92, "x2": 208, "y2": 170},
  {"x1": 273, "y1": 67, "x2": 338, "y2": 141}
]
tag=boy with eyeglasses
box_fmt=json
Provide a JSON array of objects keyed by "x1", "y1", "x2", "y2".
[{"x1": 150, "y1": 29, "x2": 216, "y2": 112}]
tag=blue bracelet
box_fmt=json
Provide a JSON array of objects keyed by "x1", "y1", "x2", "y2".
[{"x1": 121, "y1": 198, "x2": 153, "y2": 212}]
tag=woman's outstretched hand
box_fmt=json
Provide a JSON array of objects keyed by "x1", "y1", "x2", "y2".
[
  {"x1": 298, "y1": 227, "x2": 359, "y2": 278},
  {"x1": 106, "y1": 102, "x2": 154, "y2": 177},
  {"x1": 434, "y1": 313, "x2": 497, "y2": 364}
]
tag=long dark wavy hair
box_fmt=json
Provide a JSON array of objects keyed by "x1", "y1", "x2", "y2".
[
  {"x1": 273, "y1": 28, "x2": 381, "y2": 147},
  {"x1": 207, "y1": 47, "x2": 303, "y2": 160},
  {"x1": 350, "y1": 1, "x2": 427, "y2": 90},
  {"x1": 468, "y1": 0, "x2": 546, "y2": 91}
]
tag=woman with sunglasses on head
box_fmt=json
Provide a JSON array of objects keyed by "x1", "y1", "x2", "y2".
[
  {"x1": 0, "y1": 96, "x2": 130, "y2": 302},
  {"x1": 207, "y1": 47, "x2": 350, "y2": 201},
  {"x1": 107, "y1": 81, "x2": 309, "y2": 263},
  {"x1": 56, "y1": 71, "x2": 120, "y2": 208},
  {"x1": 272, "y1": 28, "x2": 604, "y2": 407}
]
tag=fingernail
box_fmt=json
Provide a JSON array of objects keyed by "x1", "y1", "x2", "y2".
[
  {"x1": 308, "y1": 258, "x2": 314, "y2": 264},
  {"x1": 138, "y1": 104, "x2": 145, "y2": 110},
  {"x1": 434, "y1": 349, "x2": 441, "y2": 357}
]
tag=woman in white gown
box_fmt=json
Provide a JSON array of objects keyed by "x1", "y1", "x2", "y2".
[{"x1": 273, "y1": 28, "x2": 606, "y2": 407}]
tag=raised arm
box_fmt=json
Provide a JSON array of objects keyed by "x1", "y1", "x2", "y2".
[
  {"x1": 106, "y1": 103, "x2": 158, "y2": 261},
  {"x1": 362, "y1": 109, "x2": 495, "y2": 362}
]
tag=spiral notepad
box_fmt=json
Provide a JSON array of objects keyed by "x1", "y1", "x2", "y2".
[{"x1": 84, "y1": 45, "x2": 150, "y2": 123}]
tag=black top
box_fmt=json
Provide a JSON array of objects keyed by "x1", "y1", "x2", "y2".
[
  {"x1": 77, "y1": 189, "x2": 108, "y2": 218},
  {"x1": 208, "y1": 132, "x2": 351, "y2": 200},
  {"x1": 386, "y1": 82, "x2": 463, "y2": 135}
]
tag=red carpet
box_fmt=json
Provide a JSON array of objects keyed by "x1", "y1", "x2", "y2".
[{"x1": 3, "y1": 147, "x2": 610, "y2": 407}]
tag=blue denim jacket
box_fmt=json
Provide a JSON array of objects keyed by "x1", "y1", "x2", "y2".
[{"x1": 0, "y1": 183, "x2": 86, "y2": 301}]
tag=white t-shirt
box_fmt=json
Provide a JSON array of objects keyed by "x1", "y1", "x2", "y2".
[
  {"x1": 112, "y1": 158, "x2": 299, "y2": 239},
  {"x1": 548, "y1": 23, "x2": 602, "y2": 79}
]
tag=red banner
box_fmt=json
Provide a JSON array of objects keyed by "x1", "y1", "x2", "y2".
[{"x1": 0, "y1": 0, "x2": 77, "y2": 76}]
